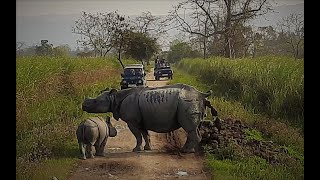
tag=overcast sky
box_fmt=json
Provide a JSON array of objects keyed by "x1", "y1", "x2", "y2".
[
  {"x1": 16, "y1": 0, "x2": 304, "y2": 50},
  {"x1": 16, "y1": 0, "x2": 182, "y2": 17},
  {"x1": 17, "y1": 0, "x2": 303, "y2": 17}
]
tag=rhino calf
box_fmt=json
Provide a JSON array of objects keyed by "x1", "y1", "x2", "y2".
[{"x1": 76, "y1": 116, "x2": 117, "y2": 160}]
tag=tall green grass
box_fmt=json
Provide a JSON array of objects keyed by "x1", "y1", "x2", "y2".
[
  {"x1": 206, "y1": 155, "x2": 303, "y2": 180},
  {"x1": 176, "y1": 56, "x2": 304, "y2": 129},
  {"x1": 169, "y1": 67, "x2": 304, "y2": 180},
  {"x1": 16, "y1": 56, "x2": 137, "y2": 179}
]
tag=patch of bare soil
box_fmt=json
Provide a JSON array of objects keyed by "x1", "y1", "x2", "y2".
[{"x1": 68, "y1": 68, "x2": 211, "y2": 180}]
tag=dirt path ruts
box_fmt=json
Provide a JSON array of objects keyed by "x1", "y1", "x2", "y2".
[{"x1": 68, "y1": 68, "x2": 211, "y2": 180}]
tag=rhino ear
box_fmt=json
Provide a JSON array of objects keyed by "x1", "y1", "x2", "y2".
[
  {"x1": 112, "y1": 88, "x2": 133, "y2": 120},
  {"x1": 109, "y1": 88, "x2": 117, "y2": 95}
]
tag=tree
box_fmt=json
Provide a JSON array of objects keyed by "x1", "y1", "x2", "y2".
[
  {"x1": 277, "y1": 13, "x2": 304, "y2": 59},
  {"x1": 111, "y1": 14, "x2": 132, "y2": 68},
  {"x1": 72, "y1": 11, "x2": 130, "y2": 57},
  {"x1": 16, "y1": 42, "x2": 26, "y2": 56},
  {"x1": 18, "y1": 45, "x2": 37, "y2": 56},
  {"x1": 123, "y1": 31, "x2": 160, "y2": 63},
  {"x1": 252, "y1": 26, "x2": 280, "y2": 57},
  {"x1": 133, "y1": 11, "x2": 169, "y2": 64},
  {"x1": 35, "y1": 40, "x2": 53, "y2": 56},
  {"x1": 134, "y1": 11, "x2": 162, "y2": 36},
  {"x1": 167, "y1": 40, "x2": 202, "y2": 63},
  {"x1": 206, "y1": 34, "x2": 225, "y2": 56},
  {"x1": 16, "y1": 42, "x2": 25, "y2": 51},
  {"x1": 165, "y1": 0, "x2": 272, "y2": 58},
  {"x1": 231, "y1": 23, "x2": 257, "y2": 58},
  {"x1": 52, "y1": 45, "x2": 71, "y2": 57}
]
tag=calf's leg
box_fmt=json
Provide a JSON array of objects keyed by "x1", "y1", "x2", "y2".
[
  {"x1": 95, "y1": 137, "x2": 108, "y2": 156},
  {"x1": 86, "y1": 144, "x2": 94, "y2": 158},
  {"x1": 78, "y1": 142, "x2": 86, "y2": 160}
]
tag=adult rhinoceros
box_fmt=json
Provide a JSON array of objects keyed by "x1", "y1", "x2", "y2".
[{"x1": 82, "y1": 83, "x2": 218, "y2": 153}]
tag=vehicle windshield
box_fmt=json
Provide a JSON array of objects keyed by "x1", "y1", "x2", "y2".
[
  {"x1": 123, "y1": 68, "x2": 143, "y2": 76},
  {"x1": 158, "y1": 66, "x2": 171, "y2": 69},
  {"x1": 155, "y1": 63, "x2": 170, "y2": 69}
]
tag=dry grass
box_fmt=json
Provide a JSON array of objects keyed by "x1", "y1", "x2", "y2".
[{"x1": 16, "y1": 56, "x2": 136, "y2": 179}]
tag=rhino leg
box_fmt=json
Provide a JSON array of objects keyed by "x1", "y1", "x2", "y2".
[
  {"x1": 128, "y1": 124, "x2": 143, "y2": 152},
  {"x1": 178, "y1": 101, "x2": 204, "y2": 153},
  {"x1": 95, "y1": 137, "x2": 108, "y2": 157},
  {"x1": 86, "y1": 144, "x2": 94, "y2": 158},
  {"x1": 106, "y1": 116, "x2": 117, "y2": 137},
  {"x1": 142, "y1": 130, "x2": 151, "y2": 150},
  {"x1": 78, "y1": 142, "x2": 86, "y2": 160},
  {"x1": 181, "y1": 128, "x2": 201, "y2": 153}
]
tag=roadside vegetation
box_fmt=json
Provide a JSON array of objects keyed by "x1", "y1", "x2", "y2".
[
  {"x1": 16, "y1": 56, "x2": 137, "y2": 179},
  {"x1": 169, "y1": 56, "x2": 304, "y2": 180},
  {"x1": 16, "y1": 1, "x2": 303, "y2": 179},
  {"x1": 177, "y1": 56, "x2": 304, "y2": 130}
]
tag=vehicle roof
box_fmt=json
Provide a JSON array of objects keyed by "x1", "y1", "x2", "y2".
[
  {"x1": 156, "y1": 65, "x2": 171, "y2": 68},
  {"x1": 124, "y1": 64, "x2": 144, "y2": 68}
]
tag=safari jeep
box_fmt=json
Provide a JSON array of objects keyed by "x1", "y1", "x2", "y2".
[
  {"x1": 120, "y1": 64, "x2": 147, "y2": 90},
  {"x1": 154, "y1": 62, "x2": 173, "y2": 80}
]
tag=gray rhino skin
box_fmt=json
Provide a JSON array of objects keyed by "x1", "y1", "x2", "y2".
[
  {"x1": 82, "y1": 83, "x2": 217, "y2": 153},
  {"x1": 76, "y1": 116, "x2": 117, "y2": 160}
]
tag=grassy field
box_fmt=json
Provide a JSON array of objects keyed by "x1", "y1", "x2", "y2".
[
  {"x1": 169, "y1": 56, "x2": 304, "y2": 180},
  {"x1": 16, "y1": 56, "x2": 137, "y2": 179},
  {"x1": 176, "y1": 56, "x2": 304, "y2": 129},
  {"x1": 16, "y1": 55, "x2": 303, "y2": 179}
]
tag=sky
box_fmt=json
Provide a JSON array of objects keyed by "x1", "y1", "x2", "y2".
[
  {"x1": 16, "y1": 0, "x2": 182, "y2": 17},
  {"x1": 16, "y1": 0, "x2": 304, "y2": 16},
  {"x1": 16, "y1": 0, "x2": 304, "y2": 50}
]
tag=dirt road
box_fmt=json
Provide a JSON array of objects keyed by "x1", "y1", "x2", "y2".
[{"x1": 68, "y1": 68, "x2": 211, "y2": 180}]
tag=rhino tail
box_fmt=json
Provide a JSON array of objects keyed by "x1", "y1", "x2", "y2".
[
  {"x1": 77, "y1": 123, "x2": 86, "y2": 143},
  {"x1": 82, "y1": 124, "x2": 86, "y2": 143},
  {"x1": 204, "y1": 99, "x2": 218, "y2": 117},
  {"x1": 203, "y1": 90, "x2": 212, "y2": 98}
]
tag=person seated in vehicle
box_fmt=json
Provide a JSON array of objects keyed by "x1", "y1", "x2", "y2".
[
  {"x1": 136, "y1": 68, "x2": 143, "y2": 77},
  {"x1": 124, "y1": 69, "x2": 135, "y2": 76},
  {"x1": 160, "y1": 58, "x2": 165, "y2": 64},
  {"x1": 155, "y1": 56, "x2": 160, "y2": 64}
]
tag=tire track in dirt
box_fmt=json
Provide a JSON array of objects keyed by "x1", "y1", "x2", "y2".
[{"x1": 68, "y1": 68, "x2": 211, "y2": 180}]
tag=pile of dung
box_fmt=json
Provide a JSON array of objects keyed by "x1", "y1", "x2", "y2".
[{"x1": 198, "y1": 118, "x2": 298, "y2": 165}]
